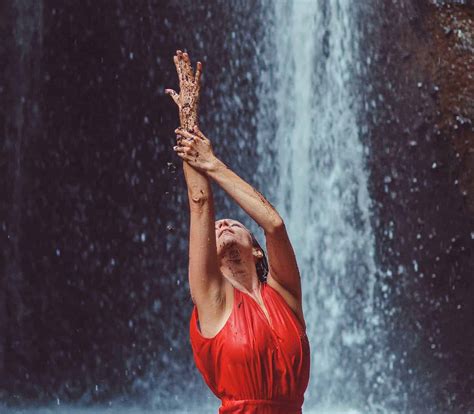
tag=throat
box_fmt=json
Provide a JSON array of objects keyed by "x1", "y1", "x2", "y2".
[
  {"x1": 221, "y1": 247, "x2": 258, "y2": 287},
  {"x1": 226, "y1": 246, "x2": 242, "y2": 264}
]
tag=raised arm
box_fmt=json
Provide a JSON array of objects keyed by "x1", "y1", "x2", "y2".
[
  {"x1": 173, "y1": 127, "x2": 302, "y2": 304},
  {"x1": 165, "y1": 51, "x2": 223, "y2": 310}
]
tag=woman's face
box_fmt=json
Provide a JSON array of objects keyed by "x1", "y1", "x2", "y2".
[{"x1": 215, "y1": 218, "x2": 253, "y2": 256}]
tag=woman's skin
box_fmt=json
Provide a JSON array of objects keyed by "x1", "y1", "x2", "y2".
[{"x1": 165, "y1": 50, "x2": 306, "y2": 337}]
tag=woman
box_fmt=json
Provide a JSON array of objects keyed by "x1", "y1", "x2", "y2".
[{"x1": 165, "y1": 50, "x2": 310, "y2": 414}]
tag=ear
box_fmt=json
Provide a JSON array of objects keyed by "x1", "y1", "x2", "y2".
[{"x1": 252, "y1": 246, "x2": 263, "y2": 259}]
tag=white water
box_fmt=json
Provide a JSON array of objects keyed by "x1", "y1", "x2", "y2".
[{"x1": 256, "y1": 0, "x2": 392, "y2": 412}]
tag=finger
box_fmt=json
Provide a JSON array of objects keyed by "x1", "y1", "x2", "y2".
[
  {"x1": 174, "y1": 150, "x2": 188, "y2": 161},
  {"x1": 182, "y1": 52, "x2": 195, "y2": 82},
  {"x1": 174, "y1": 128, "x2": 197, "y2": 140},
  {"x1": 173, "y1": 145, "x2": 187, "y2": 154},
  {"x1": 165, "y1": 89, "x2": 179, "y2": 105},
  {"x1": 173, "y1": 55, "x2": 183, "y2": 81},
  {"x1": 174, "y1": 146, "x2": 196, "y2": 158},
  {"x1": 176, "y1": 50, "x2": 190, "y2": 83},
  {"x1": 176, "y1": 135, "x2": 193, "y2": 146},
  {"x1": 173, "y1": 145, "x2": 188, "y2": 152},
  {"x1": 195, "y1": 61, "x2": 202, "y2": 88}
]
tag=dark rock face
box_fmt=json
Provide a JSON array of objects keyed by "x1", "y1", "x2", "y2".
[{"x1": 358, "y1": 1, "x2": 473, "y2": 412}]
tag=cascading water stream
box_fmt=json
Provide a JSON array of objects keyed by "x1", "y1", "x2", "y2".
[
  {"x1": 2, "y1": 0, "x2": 418, "y2": 413},
  {"x1": 256, "y1": 1, "x2": 396, "y2": 412}
]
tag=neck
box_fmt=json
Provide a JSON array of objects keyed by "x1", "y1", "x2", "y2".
[{"x1": 220, "y1": 245, "x2": 259, "y2": 295}]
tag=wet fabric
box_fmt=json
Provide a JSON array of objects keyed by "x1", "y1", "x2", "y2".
[{"x1": 189, "y1": 281, "x2": 311, "y2": 413}]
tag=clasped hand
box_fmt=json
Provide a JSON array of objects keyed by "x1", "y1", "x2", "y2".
[{"x1": 173, "y1": 125, "x2": 218, "y2": 173}]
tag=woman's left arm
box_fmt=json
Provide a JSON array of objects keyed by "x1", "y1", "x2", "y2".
[
  {"x1": 209, "y1": 155, "x2": 302, "y2": 302},
  {"x1": 173, "y1": 127, "x2": 302, "y2": 302}
]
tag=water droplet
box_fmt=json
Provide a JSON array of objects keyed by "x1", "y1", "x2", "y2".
[{"x1": 167, "y1": 162, "x2": 177, "y2": 173}]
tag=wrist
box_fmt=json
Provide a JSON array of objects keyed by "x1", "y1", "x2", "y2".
[
  {"x1": 179, "y1": 108, "x2": 199, "y2": 131},
  {"x1": 207, "y1": 156, "x2": 225, "y2": 175}
]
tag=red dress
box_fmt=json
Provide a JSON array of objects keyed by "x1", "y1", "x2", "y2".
[{"x1": 189, "y1": 281, "x2": 311, "y2": 413}]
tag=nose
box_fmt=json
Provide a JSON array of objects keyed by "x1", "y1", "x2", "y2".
[{"x1": 217, "y1": 219, "x2": 231, "y2": 229}]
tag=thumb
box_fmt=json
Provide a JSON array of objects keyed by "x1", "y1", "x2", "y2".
[{"x1": 164, "y1": 89, "x2": 179, "y2": 106}]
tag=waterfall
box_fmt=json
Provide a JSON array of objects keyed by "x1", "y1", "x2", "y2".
[
  {"x1": 256, "y1": 1, "x2": 395, "y2": 412},
  {"x1": 2, "y1": 0, "x2": 436, "y2": 412}
]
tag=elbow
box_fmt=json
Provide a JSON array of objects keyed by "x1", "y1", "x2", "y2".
[
  {"x1": 189, "y1": 197, "x2": 210, "y2": 213},
  {"x1": 188, "y1": 190, "x2": 211, "y2": 211},
  {"x1": 191, "y1": 193, "x2": 209, "y2": 204},
  {"x1": 265, "y1": 215, "x2": 285, "y2": 234}
]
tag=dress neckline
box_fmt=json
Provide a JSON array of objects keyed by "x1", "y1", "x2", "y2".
[{"x1": 237, "y1": 283, "x2": 274, "y2": 329}]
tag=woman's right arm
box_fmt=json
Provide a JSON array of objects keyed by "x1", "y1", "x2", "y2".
[
  {"x1": 165, "y1": 50, "x2": 224, "y2": 311},
  {"x1": 182, "y1": 160, "x2": 224, "y2": 309}
]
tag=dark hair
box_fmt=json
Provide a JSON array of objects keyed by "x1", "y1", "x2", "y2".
[{"x1": 250, "y1": 232, "x2": 269, "y2": 283}]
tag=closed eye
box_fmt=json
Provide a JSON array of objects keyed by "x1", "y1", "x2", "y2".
[{"x1": 215, "y1": 223, "x2": 242, "y2": 229}]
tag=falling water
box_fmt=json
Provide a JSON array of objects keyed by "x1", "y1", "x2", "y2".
[
  {"x1": 3, "y1": 0, "x2": 411, "y2": 413},
  {"x1": 256, "y1": 1, "x2": 396, "y2": 412}
]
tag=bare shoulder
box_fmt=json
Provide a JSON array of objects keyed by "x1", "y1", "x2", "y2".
[
  {"x1": 267, "y1": 273, "x2": 306, "y2": 330},
  {"x1": 195, "y1": 278, "x2": 235, "y2": 339}
]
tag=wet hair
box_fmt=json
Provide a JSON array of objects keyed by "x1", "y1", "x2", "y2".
[{"x1": 250, "y1": 232, "x2": 269, "y2": 283}]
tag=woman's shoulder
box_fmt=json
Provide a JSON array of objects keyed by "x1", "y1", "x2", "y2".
[{"x1": 266, "y1": 274, "x2": 306, "y2": 330}]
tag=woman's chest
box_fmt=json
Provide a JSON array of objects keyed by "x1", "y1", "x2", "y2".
[{"x1": 221, "y1": 292, "x2": 306, "y2": 365}]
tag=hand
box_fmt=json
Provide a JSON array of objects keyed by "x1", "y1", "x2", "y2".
[
  {"x1": 165, "y1": 50, "x2": 202, "y2": 130},
  {"x1": 173, "y1": 126, "x2": 218, "y2": 173}
]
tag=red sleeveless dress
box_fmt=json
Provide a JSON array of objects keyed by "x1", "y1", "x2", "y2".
[{"x1": 189, "y1": 281, "x2": 311, "y2": 413}]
